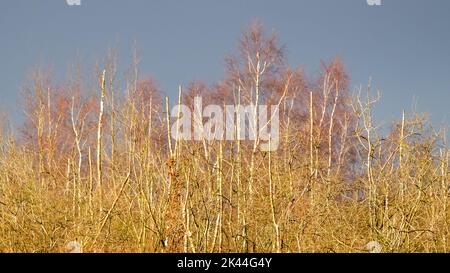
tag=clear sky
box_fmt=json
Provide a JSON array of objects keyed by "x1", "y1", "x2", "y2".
[{"x1": 0, "y1": 0, "x2": 449, "y2": 129}]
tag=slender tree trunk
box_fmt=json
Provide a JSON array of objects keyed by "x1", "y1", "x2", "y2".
[{"x1": 97, "y1": 70, "x2": 106, "y2": 212}]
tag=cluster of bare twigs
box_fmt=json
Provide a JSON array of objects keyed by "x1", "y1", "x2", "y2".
[{"x1": 0, "y1": 22, "x2": 448, "y2": 253}]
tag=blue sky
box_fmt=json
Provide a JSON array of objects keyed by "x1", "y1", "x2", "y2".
[{"x1": 0, "y1": 0, "x2": 449, "y2": 129}]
